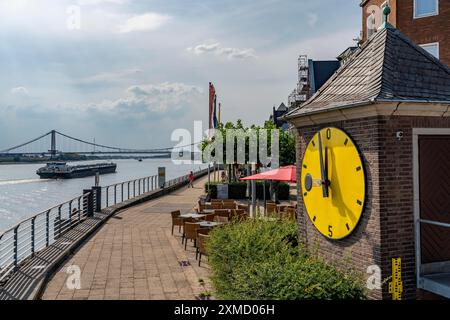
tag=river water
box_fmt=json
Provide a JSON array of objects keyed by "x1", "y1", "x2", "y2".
[{"x1": 0, "y1": 159, "x2": 206, "y2": 232}]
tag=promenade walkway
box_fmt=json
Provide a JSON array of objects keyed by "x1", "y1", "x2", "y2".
[{"x1": 41, "y1": 176, "x2": 212, "y2": 300}]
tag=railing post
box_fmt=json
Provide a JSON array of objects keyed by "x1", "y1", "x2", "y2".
[
  {"x1": 147, "y1": 177, "x2": 150, "y2": 192},
  {"x1": 106, "y1": 186, "x2": 109, "y2": 207},
  {"x1": 91, "y1": 186, "x2": 102, "y2": 212},
  {"x1": 128, "y1": 182, "x2": 130, "y2": 199},
  {"x1": 114, "y1": 185, "x2": 117, "y2": 205},
  {"x1": 69, "y1": 201, "x2": 73, "y2": 229},
  {"x1": 31, "y1": 217, "x2": 35, "y2": 256},
  {"x1": 78, "y1": 197, "x2": 81, "y2": 222},
  {"x1": 46, "y1": 210, "x2": 50, "y2": 247},
  {"x1": 58, "y1": 206, "x2": 62, "y2": 238},
  {"x1": 133, "y1": 180, "x2": 136, "y2": 197},
  {"x1": 13, "y1": 226, "x2": 18, "y2": 269},
  {"x1": 121, "y1": 183, "x2": 124, "y2": 202},
  {"x1": 83, "y1": 189, "x2": 94, "y2": 217}
]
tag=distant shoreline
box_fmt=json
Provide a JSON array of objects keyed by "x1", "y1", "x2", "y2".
[{"x1": 0, "y1": 156, "x2": 171, "y2": 165}]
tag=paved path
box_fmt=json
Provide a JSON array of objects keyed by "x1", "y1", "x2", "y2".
[{"x1": 41, "y1": 177, "x2": 212, "y2": 300}]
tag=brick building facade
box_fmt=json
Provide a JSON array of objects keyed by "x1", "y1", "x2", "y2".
[
  {"x1": 286, "y1": 25, "x2": 450, "y2": 299},
  {"x1": 361, "y1": 0, "x2": 450, "y2": 66}
]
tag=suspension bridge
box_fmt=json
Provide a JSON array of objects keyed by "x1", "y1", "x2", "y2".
[{"x1": 0, "y1": 130, "x2": 196, "y2": 157}]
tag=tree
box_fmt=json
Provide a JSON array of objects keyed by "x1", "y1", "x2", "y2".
[{"x1": 201, "y1": 119, "x2": 296, "y2": 168}]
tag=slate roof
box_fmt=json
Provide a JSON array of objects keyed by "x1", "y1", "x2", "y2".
[
  {"x1": 276, "y1": 103, "x2": 288, "y2": 112},
  {"x1": 286, "y1": 26, "x2": 450, "y2": 119}
]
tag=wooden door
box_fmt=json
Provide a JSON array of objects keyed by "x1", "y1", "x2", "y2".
[{"x1": 419, "y1": 136, "x2": 450, "y2": 264}]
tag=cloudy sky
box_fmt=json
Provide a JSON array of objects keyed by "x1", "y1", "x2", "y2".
[{"x1": 0, "y1": 0, "x2": 361, "y2": 150}]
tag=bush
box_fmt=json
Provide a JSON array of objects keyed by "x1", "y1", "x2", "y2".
[
  {"x1": 207, "y1": 220, "x2": 366, "y2": 300},
  {"x1": 205, "y1": 182, "x2": 290, "y2": 200}
]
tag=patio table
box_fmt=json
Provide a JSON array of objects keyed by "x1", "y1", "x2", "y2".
[
  {"x1": 199, "y1": 221, "x2": 223, "y2": 228},
  {"x1": 179, "y1": 213, "x2": 207, "y2": 219}
]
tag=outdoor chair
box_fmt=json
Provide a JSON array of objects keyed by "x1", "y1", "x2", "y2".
[
  {"x1": 284, "y1": 207, "x2": 296, "y2": 220},
  {"x1": 222, "y1": 203, "x2": 237, "y2": 210},
  {"x1": 222, "y1": 199, "x2": 235, "y2": 204},
  {"x1": 211, "y1": 199, "x2": 222, "y2": 203},
  {"x1": 237, "y1": 204, "x2": 249, "y2": 213},
  {"x1": 197, "y1": 201, "x2": 205, "y2": 213},
  {"x1": 196, "y1": 228, "x2": 211, "y2": 260},
  {"x1": 183, "y1": 222, "x2": 200, "y2": 250},
  {"x1": 231, "y1": 209, "x2": 245, "y2": 220},
  {"x1": 197, "y1": 234, "x2": 210, "y2": 267},
  {"x1": 214, "y1": 209, "x2": 231, "y2": 219},
  {"x1": 211, "y1": 203, "x2": 223, "y2": 209},
  {"x1": 266, "y1": 203, "x2": 279, "y2": 218},
  {"x1": 204, "y1": 214, "x2": 216, "y2": 222},
  {"x1": 181, "y1": 217, "x2": 196, "y2": 243},
  {"x1": 214, "y1": 216, "x2": 229, "y2": 224},
  {"x1": 171, "y1": 210, "x2": 183, "y2": 235}
]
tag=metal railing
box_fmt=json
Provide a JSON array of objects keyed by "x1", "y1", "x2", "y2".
[
  {"x1": 0, "y1": 192, "x2": 92, "y2": 283},
  {"x1": 102, "y1": 175, "x2": 158, "y2": 207},
  {"x1": 0, "y1": 167, "x2": 210, "y2": 284}
]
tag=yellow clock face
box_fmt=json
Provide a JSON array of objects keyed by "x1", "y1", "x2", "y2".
[{"x1": 301, "y1": 127, "x2": 365, "y2": 240}]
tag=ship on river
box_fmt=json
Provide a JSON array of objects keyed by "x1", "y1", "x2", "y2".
[{"x1": 36, "y1": 162, "x2": 117, "y2": 179}]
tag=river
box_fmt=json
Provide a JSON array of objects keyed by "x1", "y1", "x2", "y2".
[{"x1": 0, "y1": 159, "x2": 206, "y2": 232}]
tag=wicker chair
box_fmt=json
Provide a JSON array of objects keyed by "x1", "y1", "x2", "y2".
[
  {"x1": 196, "y1": 228, "x2": 211, "y2": 260},
  {"x1": 181, "y1": 217, "x2": 196, "y2": 243},
  {"x1": 183, "y1": 222, "x2": 200, "y2": 250},
  {"x1": 214, "y1": 209, "x2": 230, "y2": 219},
  {"x1": 237, "y1": 204, "x2": 249, "y2": 213},
  {"x1": 222, "y1": 203, "x2": 237, "y2": 210},
  {"x1": 214, "y1": 215, "x2": 229, "y2": 223},
  {"x1": 171, "y1": 210, "x2": 183, "y2": 235},
  {"x1": 266, "y1": 203, "x2": 278, "y2": 218},
  {"x1": 284, "y1": 207, "x2": 296, "y2": 220},
  {"x1": 204, "y1": 214, "x2": 216, "y2": 222},
  {"x1": 197, "y1": 234, "x2": 210, "y2": 266},
  {"x1": 231, "y1": 209, "x2": 245, "y2": 220},
  {"x1": 211, "y1": 203, "x2": 223, "y2": 209}
]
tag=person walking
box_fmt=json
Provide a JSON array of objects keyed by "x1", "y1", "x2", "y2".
[{"x1": 188, "y1": 171, "x2": 195, "y2": 188}]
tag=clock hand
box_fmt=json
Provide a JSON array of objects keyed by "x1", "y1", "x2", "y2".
[
  {"x1": 325, "y1": 146, "x2": 330, "y2": 193},
  {"x1": 318, "y1": 132, "x2": 329, "y2": 198}
]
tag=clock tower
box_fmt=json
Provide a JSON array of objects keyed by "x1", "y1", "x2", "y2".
[{"x1": 286, "y1": 11, "x2": 450, "y2": 299}]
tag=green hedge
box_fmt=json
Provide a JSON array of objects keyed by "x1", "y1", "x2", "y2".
[
  {"x1": 205, "y1": 182, "x2": 290, "y2": 200},
  {"x1": 207, "y1": 220, "x2": 366, "y2": 300}
]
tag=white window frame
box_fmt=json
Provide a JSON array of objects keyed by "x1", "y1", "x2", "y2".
[
  {"x1": 414, "y1": 0, "x2": 439, "y2": 19},
  {"x1": 420, "y1": 42, "x2": 440, "y2": 59}
]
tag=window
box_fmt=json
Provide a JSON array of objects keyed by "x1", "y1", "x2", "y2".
[
  {"x1": 414, "y1": 0, "x2": 439, "y2": 19},
  {"x1": 420, "y1": 42, "x2": 440, "y2": 59}
]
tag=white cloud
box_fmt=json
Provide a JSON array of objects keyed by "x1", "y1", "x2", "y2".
[
  {"x1": 118, "y1": 13, "x2": 171, "y2": 33},
  {"x1": 87, "y1": 82, "x2": 204, "y2": 118},
  {"x1": 187, "y1": 42, "x2": 257, "y2": 59},
  {"x1": 10, "y1": 87, "x2": 29, "y2": 96}
]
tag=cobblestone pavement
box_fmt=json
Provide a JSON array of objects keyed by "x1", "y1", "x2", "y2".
[{"x1": 41, "y1": 177, "x2": 212, "y2": 300}]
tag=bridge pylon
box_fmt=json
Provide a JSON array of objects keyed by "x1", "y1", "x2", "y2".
[{"x1": 49, "y1": 130, "x2": 57, "y2": 158}]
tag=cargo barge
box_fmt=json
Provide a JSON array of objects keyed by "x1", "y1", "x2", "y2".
[{"x1": 36, "y1": 162, "x2": 117, "y2": 179}]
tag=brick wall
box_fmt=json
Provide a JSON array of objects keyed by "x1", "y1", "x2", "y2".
[
  {"x1": 361, "y1": 0, "x2": 450, "y2": 66},
  {"x1": 397, "y1": 0, "x2": 450, "y2": 66},
  {"x1": 295, "y1": 115, "x2": 450, "y2": 300}
]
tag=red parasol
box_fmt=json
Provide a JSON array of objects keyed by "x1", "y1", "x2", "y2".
[{"x1": 240, "y1": 165, "x2": 297, "y2": 183}]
